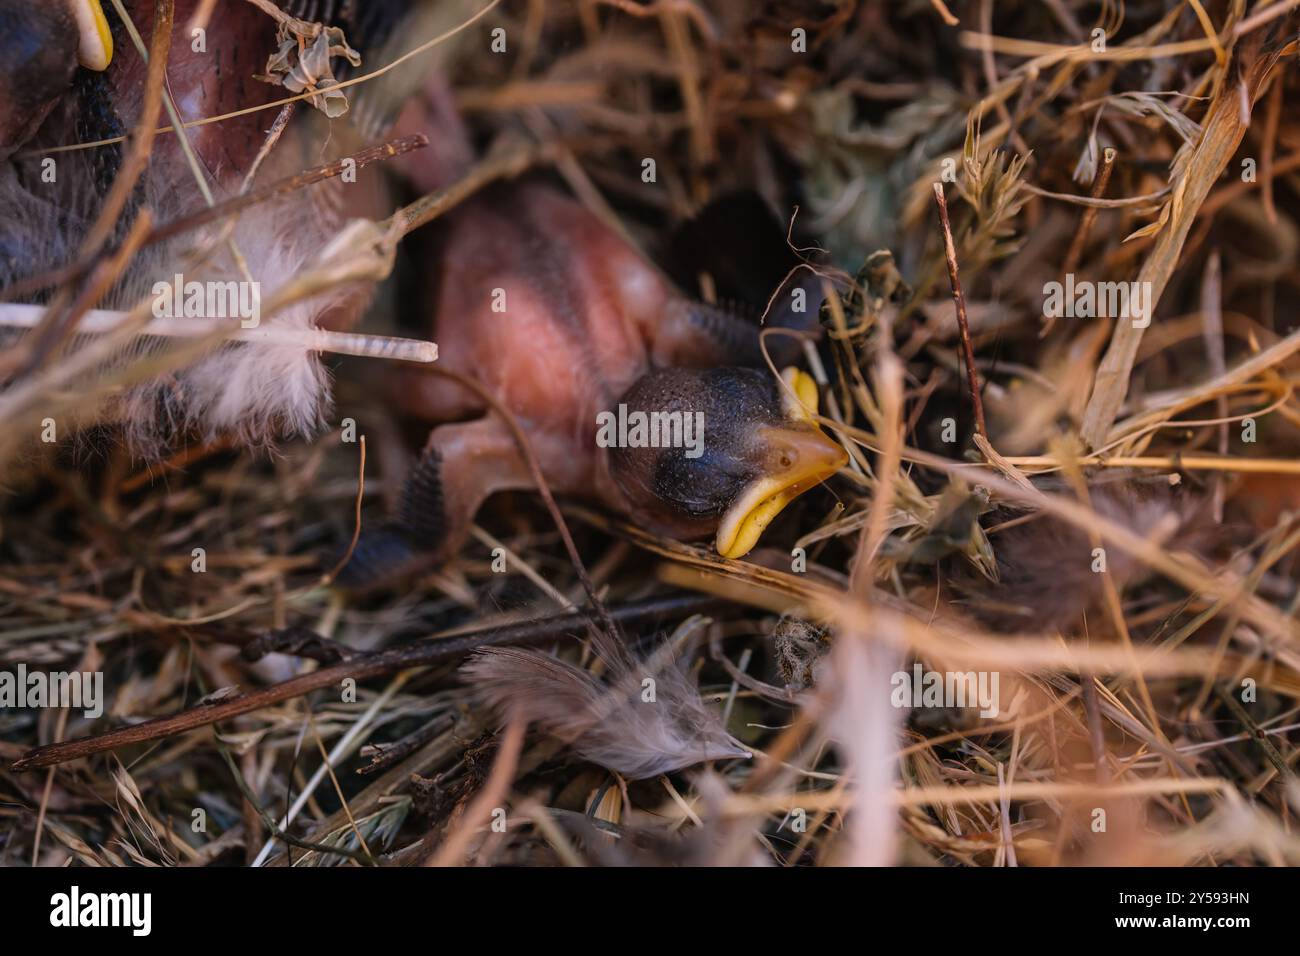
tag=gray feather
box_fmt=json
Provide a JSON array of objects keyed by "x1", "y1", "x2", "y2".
[{"x1": 461, "y1": 630, "x2": 749, "y2": 780}]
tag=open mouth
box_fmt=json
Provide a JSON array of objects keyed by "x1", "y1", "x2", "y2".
[{"x1": 715, "y1": 368, "x2": 847, "y2": 560}]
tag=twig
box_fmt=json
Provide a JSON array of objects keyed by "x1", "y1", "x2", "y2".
[
  {"x1": 321, "y1": 435, "x2": 367, "y2": 585},
  {"x1": 425, "y1": 715, "x2": 525, "y2": 867},
  {"x1": 385, "y1": 139, "x2": 558, "y2": 239},
  {"x1": 1258, "y1": 67, "x2": 1285, "y2": 225},
  {"x1": 10, "y1": 593, "x2": 720, "y2": 771},
  {"x1": 1213, "y1": 683, "x2": 1297, "y2": 787},
  {"x1": 3, "y1": 134, "x2": 429, "y2": 301},
  {"x1": 310, "y1": 715, "x2": 373, "y2": 861},
  {"x1": 82, "y1": 0, "x2": 174, "y2": 256},
  {"x1": 932, "y1": 183, "x2": 987, "y2": 439},
  {"x1": 357, "y1": 714, "x2": 457, "y2": 776},
  {"x1": 1060, "y1": 146, "x2": 1117, "y2": 279},
  {"x1": 930, "y1": 0, "x2": 959, "y2": 26},
  {"x1": 187, "y1": 0, "x2": 218, "y2": 32},
  {"x1": 1080, "y1": 674, "x2": 1112, "y2": 786},
  {"x1": 239, "y1": 626, "x2": 359, "y2": 664},
  {"x1": 996, "y1": 763, "x2": 1017, "y2": 866}
]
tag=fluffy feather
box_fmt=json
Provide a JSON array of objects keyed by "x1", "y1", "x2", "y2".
[
  {"x1": 461, "y1": 626, "x2": 749, "y2": 780},
  {"x1": 112, "y1": 207, "x2": 344, "y2": 454},
  {"x1": 0, "y1": 156, "x2": 352, "y2": 456}
]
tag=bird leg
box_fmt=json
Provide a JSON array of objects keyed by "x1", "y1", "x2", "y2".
[{"x1": 339, "y1": 415, "x2": 542, "y2": 586}]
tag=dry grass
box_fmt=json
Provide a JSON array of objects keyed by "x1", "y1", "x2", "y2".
[{"x1": 3, "y1": 0, "x2": 1300, "y2": 868}]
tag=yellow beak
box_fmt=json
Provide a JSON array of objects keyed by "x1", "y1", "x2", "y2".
[
  {"x1": 73, "y1": 0, "x2": 113, "y2": 71},
  {"x1": 715, "y1": 368, "x2": 846, "y2": 559}
]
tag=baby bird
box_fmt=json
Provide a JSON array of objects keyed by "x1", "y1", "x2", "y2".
[
  {"x1": 0, "y1": 1, "x2": 88, "y2": 162},
  {"x1": 376, "y1": 176, "x2": 846, "y2": 567},
  {"x1": 0, "y1": 0, "x2": 409, "y2": 452}
]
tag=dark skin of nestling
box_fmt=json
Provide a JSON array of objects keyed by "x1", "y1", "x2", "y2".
[
  {"x1": 0, "y1": 2, "x2": 79, "y2": 162},
  {"x1": 385, "y1": 179, "x2": 848, "y2": 565},
  {"x1": 0, "y1": 1, "x2": 292, "y2": 196},
  {"x1": 0, "y1": 0, "x2": 410, "y2": 286}
]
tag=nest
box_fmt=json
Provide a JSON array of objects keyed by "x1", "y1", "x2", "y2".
[{"x1": 2, "y1": 0, "x2": 1300, "y2": 869}]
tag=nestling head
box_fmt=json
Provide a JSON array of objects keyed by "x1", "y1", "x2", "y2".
[{"x1": 607, "y1": 365, "x2": 847, "y2": 558}]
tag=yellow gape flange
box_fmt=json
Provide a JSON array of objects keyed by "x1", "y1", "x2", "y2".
[
  {"x1": 714, "y1": 366, "x2": 847, "y2": 560},
  {"x1": 72, "y1": 0, "x2": 113, "y2": 71},
  {"x1": 779, "y1": 366, "x2": 820, "y2": 423}
]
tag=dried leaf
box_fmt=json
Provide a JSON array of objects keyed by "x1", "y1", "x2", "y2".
[{"x1": 258, "y1": 16, "x2": 362, "y2": 117}]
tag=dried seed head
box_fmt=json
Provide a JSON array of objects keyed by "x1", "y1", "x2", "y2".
[{"x1": 772, "y1": 614, "x2": 831, "y2": 691}]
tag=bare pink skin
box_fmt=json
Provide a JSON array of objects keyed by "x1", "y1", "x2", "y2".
[
  {"x1": 392, "y1": 178, "x2": 710, "y2": 551},
  {"x1": 385, "y1": 76, "x2": 756, "y2": 553}
]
